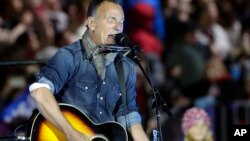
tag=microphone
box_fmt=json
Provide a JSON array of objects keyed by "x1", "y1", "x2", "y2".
[
  {"x1": 115, "y1": 33, "x2": 130, "y2": 46},
  {"x1": 115, "y1": 33, "x2": 141, "y2": 52},
  {"x1": 114, "y1": 33, "x2": 142, "y2": 61}
]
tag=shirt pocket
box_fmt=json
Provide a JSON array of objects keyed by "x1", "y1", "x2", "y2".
[
  {"x1": 112, "y1": 84, "x2": 122, "y2": 97},
  {"x1": 75, "y1": 80, "x2": 97, "y2": 107},
  {"x1": 108, "y1": 84, "x2": 122, "y2": 111}
]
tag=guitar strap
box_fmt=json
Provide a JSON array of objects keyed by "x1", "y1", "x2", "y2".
[{"x1": 114, "y1": 54, "x2": 128, "y2": 130}]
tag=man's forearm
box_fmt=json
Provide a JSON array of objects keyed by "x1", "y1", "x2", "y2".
[
  {"x1": 128, "y1": 123, "x2": 150, "y2": 141},
  {"x1": 30, "y1": 87, "x2": 74, "y2": 135}
]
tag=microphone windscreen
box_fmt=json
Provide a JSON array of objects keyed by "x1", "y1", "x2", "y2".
[{"x1": 115, "y1": 33, "x2": 129, "y2": 46}]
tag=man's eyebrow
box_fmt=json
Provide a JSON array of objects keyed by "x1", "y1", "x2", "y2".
[
  {"x1": 107, "y1": 16, "x2": 124, "y2": 22},
  {"x1": 114, "y1": 16, "x2": 125, "y2": 22}
]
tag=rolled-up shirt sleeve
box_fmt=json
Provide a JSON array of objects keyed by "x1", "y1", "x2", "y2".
[
  {"x1": 117, "y1": 111, "x2": 142, "y2": 128},
  {"x1": 29, "y1": 77, "x2": 55, "y2": 94},
  {"x1": 37, "y1": 77, "x2": 56, "y2": 94}
]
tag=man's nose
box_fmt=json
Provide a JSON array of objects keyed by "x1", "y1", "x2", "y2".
[{"x1": 114, "y1": 22, "x2": 123, "y2": 32}]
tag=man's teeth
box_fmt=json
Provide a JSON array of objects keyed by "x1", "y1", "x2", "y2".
[{"x1": 109, "y1": 34, "x2": 115, "y2": 39}]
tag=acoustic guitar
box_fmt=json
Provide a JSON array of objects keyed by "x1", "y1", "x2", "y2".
[{"x1": 26, "y1": 103, "x2": 128, "y2": 141}]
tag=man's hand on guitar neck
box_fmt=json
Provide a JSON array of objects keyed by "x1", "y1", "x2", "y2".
[{"x1": 66, "y1": 129, "x2": 90, "y2": 141}]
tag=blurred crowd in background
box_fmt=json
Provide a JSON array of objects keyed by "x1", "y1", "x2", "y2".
[{"x1": 0, "y1": 0, "x2": 250, "y2": 140}]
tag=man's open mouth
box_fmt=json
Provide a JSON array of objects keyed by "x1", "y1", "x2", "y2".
[
  {"x1": 108, "y1": 34, "x2": 116, "y2": 39},
  {"x1": 107, "y1": 34, "x2": 117, "y2": 44}
]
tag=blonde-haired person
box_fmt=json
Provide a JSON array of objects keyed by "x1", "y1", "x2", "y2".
[{"x1": 181, "y1": 107, "x2": 214, "y2": 141}]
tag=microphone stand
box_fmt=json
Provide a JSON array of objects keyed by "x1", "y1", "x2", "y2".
[{"x1": 127, "y1": 47, "x2": 172, "y2": 141}]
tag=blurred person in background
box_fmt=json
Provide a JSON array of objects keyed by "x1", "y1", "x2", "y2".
[
  {"x1": 181, "y1": 107, "x2": 214, "y2": 141},
  {"x1": 0, "y1": 0, "x2": 34, "y2": 53},
  {"x1": 63, "y1": 0, "x2": 90, "y2": 42}
]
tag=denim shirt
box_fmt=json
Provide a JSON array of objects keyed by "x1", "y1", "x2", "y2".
[{"x1": 36, "y1": 40, "x2": 141, "y2": 127}]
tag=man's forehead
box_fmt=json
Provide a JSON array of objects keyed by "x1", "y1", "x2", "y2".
[
  {"x1": 99, "y1": 1, "x2": 119, "y2": 8},
  {"x1": 98, "y1": 1, "x2": 124, "y2": 15}
]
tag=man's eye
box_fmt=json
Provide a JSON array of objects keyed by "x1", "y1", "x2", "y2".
[{"x1": 107, "y1": 17, "x2": 116, "y2": 23}]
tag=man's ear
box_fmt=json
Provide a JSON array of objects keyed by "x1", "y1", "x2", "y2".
[{"x1": 87, "y1": 17, "x2": 96, "y2": 31}]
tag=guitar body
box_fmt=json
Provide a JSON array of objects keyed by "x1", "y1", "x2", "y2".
[{"x1": 27, "y1": 104, "x2": 128, "y2": 141}]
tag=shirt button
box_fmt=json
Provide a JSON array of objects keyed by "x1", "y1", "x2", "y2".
[
  {"x1": 119, "y1": 93, "x2": 122, "y2": 96},
  {"x1": 102, "y1": 81, "x2": 106, "y2": 85},
  {"x1": 99, "y1": 111, "x2": 102, "y2": 114},
  {"x1": 100, "y1": 97, "x2": 103, "y2": 100},
  {"x1": 85, "y1": 86, "x2": 88, "y2": 90}
]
